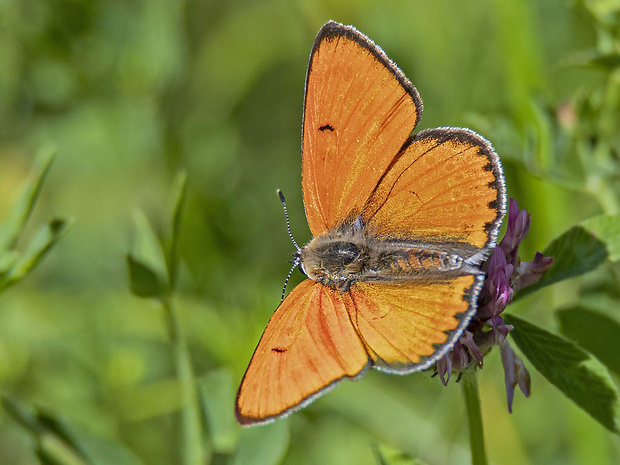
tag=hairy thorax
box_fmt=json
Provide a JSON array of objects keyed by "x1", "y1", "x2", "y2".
[{"x1": 299, "y1": 220, "x2": 482, "y2": 293}]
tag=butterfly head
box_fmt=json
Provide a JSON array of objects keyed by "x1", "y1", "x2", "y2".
[{"x1": 299, "y1": 220, "x2": 371, "y2": 293}]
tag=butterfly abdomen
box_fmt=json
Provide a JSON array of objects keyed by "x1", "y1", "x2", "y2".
[{"x1": 375, "y1": 247, "x2": 464, "y2": 275}]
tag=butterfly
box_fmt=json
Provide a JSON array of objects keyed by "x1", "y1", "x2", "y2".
[{"x1": 235, "y1": 20, "x2": 506, "y2": 426}]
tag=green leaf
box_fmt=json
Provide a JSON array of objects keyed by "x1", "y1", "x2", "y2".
[
  {"x1": 0, "y1": 250, "x2": 20, "y2": 280},
  {"x1": 36, "y1": 411, "x2": 91, "y2": 461},
  {"x1": 199, "y1": 368, "x2": 240, "y2": 454},
  {"x1": 2, "y1": 397, "x2": 89, "y2": 465},
  {"x1": 1, "y1": 218, "x2": 74, "y2": 291},
  {"x1": 562, "y1": 48, "x2": 620, "y2": 71},
  {"x1": 515, "y1": 226, "x2": 607, "y2": 299},
  {"x1": 582, "y1": 214, "x2": 620, "y2": 262},
  {"x1": 505, "y1": 314, "x2": 619, "y2": 433},
  {"x1": 230, "y1": 420, "x2": 289, "y2": 465},
  {"x1": 37, "y1": 410, "x2": 143, "y2": 465},
  {"x1": 35, "y1": 446, "x2": 63, "y2": 465},
  {"x1": 1, "y1": 395, "x2": 42, "y2": 434},
  {"x1": 130, "y1": 209, "x2": 168, "y2": 285},
  {"x1": 35, "y1": 442, "x2": 88, "y2": 465},
  {"x1": 0, "y1": 148, "x2": 55, "y2": 251},
  {"x1": 584, "y1": 53, "x2": 620, "y2": 71},
  {"x1": 126, "y1": 254, "x2": 166, "y2": 298},
  {"x1": 557, "y1": 306, "x2": 620, "y2": 376},
  {"x1": 166, "y1": 170, "x2": 187, "y2": 290},
  {"x1": 373, "y1": 444, "x2": 428, "y2": 465}
]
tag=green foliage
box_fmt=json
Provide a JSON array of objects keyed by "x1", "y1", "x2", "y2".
[
  {"x1": 230, "y1": 421, "x2": 289, "y2": 465},
  {"x1": 0, "y1": 150, "x2": 73, "y2": 293},
  {"x1": 515, "y1": 226, "x2": 608, "y2": 299},
  {"x1": 0, "y1": 150, "x2": 54, "y2": 251},
  {"x1": 373, "y1": 444, "x2": 428, "y2": 465},
  {"x1": 505, "y1": 314, "x2": 619, "y2": 433},
  {"x1": 1, "y1": 397, "x2": 142, "y2": 465},
  {"x1": 199, "y1": 369, "x2": 239, "y2": 455},
  {"x1": 557, "y1": 306, "x2": 620, "y2": 376},
  {"x1": 126, "y1": 171, "x2": 187, "y2": 300},
  {"x1": 582, "y1": 214, "x2": 620, "y2": 261},
  {"x1": 126, "y1": 254, "x2": 167, "y2": 299},
  {"x1": 126, "y1": 172, "x2": 208, "y2": 465},
  {"x1": 167, "y1": 171, "x2": 188, "y2": 290}
]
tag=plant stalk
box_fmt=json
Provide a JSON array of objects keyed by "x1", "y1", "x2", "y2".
[
  {"x1": 461, "y1": 372, "x2": 488, "y2": 465},
  {"x1": 163, "y1": 296, "x2": 205, "y2": 465}
]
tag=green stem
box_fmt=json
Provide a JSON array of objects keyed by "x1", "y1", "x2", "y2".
[
  {"x1": 163, "y1": 296, "x2": 205, "y2": 465},
  {"x1": 461, "y1": 372, "x2": 488, "y2": 465}
]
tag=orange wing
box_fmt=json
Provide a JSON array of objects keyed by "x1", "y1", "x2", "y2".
[
  {"x1": 362, "y1": 128, "x2": 506, "y2": 249},
  {"x1": 346, "y1": 275, "x2": 482, "y2": 372},
  {"x1": 235, "y1": 279, "x2": 369, "y2": 425},
  {"x1": 302, "y1": 21, "x2": 423, "y2": 236}
]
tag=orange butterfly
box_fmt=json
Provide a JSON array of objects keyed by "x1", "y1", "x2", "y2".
[{"x1": 235, "y1": 21, "x2": 506, "y2": 426}]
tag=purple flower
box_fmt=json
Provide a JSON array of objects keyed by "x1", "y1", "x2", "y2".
[
  {"x1": 437, "y1": 351, "x2": 452, "y2": 386},
  {"x1": 499, "y1": 198, "x2": 531, "y2": 264},
  {"x1": 461, "y1": 330, "x2": 484, "y2": 367},
  {"x1": 435, "y1": 198, "x2": 551, "y2": 412},
  {"x1": 500, "y1": 341, "x2": 531, "y2": 413},
  {"x1": 477, "y1": 247, "x2": 514, "y2": 320},
  {"x1": 513, "y1": 252, "x2": 554, "y2": 291}
]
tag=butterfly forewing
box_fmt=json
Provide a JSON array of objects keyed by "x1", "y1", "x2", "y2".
[
  {"x1": 302, "y1": 22, "x2": 423, "y2": 236},
  {"x1": 235, "y1": 279, "x2": 369, "y2": 426}
]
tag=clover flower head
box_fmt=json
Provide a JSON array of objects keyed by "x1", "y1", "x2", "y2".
[{"x1": 435, "y1": 198, "x2": 552, "y2": 411}]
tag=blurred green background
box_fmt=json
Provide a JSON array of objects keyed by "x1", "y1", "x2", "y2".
[{"x1": 1, "y1": 0, "x2": 619, "y2": 464}]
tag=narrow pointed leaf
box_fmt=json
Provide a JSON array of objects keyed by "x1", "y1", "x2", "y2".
[
  {"x1": 2, "y1": 397, "x2": 89, "y2": 465},
  {"x1": 3, "y1": 218, "x2": 74, "y2": 290},
  {"x1": 1, "y1": 396, "x2": 42, "y2": 434},
  {"x1": 35, "y1": 442, "x2": 88, "y2": 465},
  {"x1": 0, "y1": 148, "x2": 55, "y2": 251},
  {"x1": 36, "y1": 411, "x2": 90, "y2": 461},
  {"x1": 505, "y1": 314, "x2": 619, "y2": 433},
  {"x1": 515, "y1": 226, "x2": 607, "y2": 299},
  {"x1": 577, "y1": 53, "x2": 620, "y2": 70},
  {"x1": 0, "y1": 250, "x2": 20, "y2": 289},
  {"x1": 167, "y1": 171, "x2": 187, "y2": 290},
  {"x1": 37, "y1": 410, "x2": 143, "y2": 465},
  {"x1": 131, "y1": 209, "x2": 168, "y2": 285}
]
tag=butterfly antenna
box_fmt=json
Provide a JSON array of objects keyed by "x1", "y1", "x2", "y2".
[
  {"x1": 277, "y1": 189, "x2": 301, "y2": 302},
  {"x1": 280, "y1": 260, "x2": 298, "y2": 303},
  {"x1": 277, "y1": 189, "x2": 301, "y2": 253}
]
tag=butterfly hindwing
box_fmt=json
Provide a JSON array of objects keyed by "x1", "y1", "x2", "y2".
[
  {"x1": 362, "y1": 128, "x2": 506, "y2": 249},
  {"x1": 346, "y1": 275, "x2": 481, "y2": 373}
]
